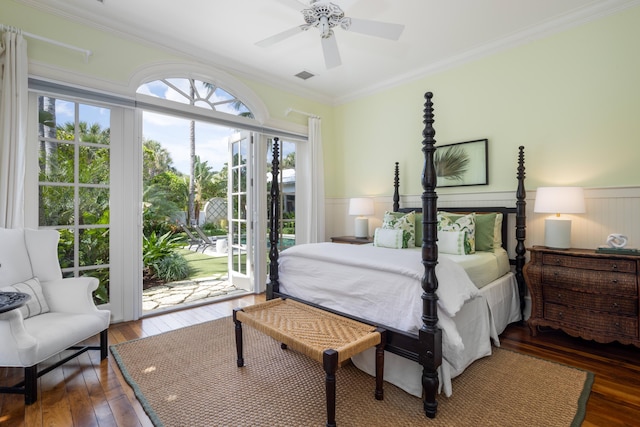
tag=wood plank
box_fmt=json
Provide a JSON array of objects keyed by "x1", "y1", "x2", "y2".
[{"x1": 3, "y1": 294, "x2": 639, "y2": 426}]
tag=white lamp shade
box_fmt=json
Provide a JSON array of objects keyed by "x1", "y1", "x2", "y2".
[
  {"x1": 534, "y1": 187, "x2": 586, "y2": 214},
  {"x1": 348, "y1": 198, "x2": 374, "y2": 216}
]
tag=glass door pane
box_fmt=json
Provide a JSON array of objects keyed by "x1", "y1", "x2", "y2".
[{"x1": 228, "y1": 132, "x2": 252, "y2": 291}]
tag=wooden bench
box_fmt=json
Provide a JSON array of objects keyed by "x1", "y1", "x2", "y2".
[{"x1": 233, "y1": 298, "x2": 386, "y2": 427}]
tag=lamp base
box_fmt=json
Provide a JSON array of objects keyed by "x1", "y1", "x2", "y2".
[
  {"x1": 354, "y1": 217, "x2": 369, "y2": 238},
  {"x1": 544, "y1": 218, "x2": 572, "y2": 249}
]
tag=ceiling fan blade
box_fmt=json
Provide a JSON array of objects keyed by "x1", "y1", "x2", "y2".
[
  {"x1": 256, "y1": 26, "x2": 305, "y2": 47},
  {"x1": 321, "y1": 34, "x2": 341, "y2": 69},
  {"x1": 346, "y1": 17, "x2": 405, "y2": 41}
]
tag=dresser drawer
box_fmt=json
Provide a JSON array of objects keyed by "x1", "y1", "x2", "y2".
[
  {"x1": 543, "y1": 285, "x2": 638, "y2": 315},
  {"x1": 542, "y1": 266, "x2": 637, "y2": 295},
  {"x1": 544, "y1": 302, "x2": 638, "y2": 338},
  {"x1": 542, "y1": 253, "x2": 636, "y2": 273}
]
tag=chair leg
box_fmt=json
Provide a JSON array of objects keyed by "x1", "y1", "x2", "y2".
[
  {"x1": 24, "y1": 365, "x2": 38, "y2": 405},
  {"x1": 100, "y1": 329, "x2": 109, "y2": 360}
]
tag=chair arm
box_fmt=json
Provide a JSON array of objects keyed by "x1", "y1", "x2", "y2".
[
  {"x1": 0, "y1": 310, "x2": 38, "y2": 366},
  {"x1": 41, "y1": 277, "x2": 103, "y2": 315}
]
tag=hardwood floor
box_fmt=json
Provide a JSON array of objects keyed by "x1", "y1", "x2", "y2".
[{"x1": 2, "y1": 294, "x2": 639, "y2": 426}]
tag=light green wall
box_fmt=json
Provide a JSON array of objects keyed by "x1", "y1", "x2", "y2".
[
  {"x1": 330, "y1": 6, "x2": 640, "y2": 198},
  {"x1": 1, "y1": 0, "x2": 331, "y2": 133},
  {"x1": 3, "y1": 0, "x2": 639, "y2": 200}
]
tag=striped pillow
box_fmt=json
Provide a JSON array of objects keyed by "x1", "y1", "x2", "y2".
[{"x1": 0, "y1": 277, "x2": 50, "y2": 319}]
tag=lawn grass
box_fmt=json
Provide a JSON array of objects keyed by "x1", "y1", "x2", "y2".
[{"x1": 177, "y1": 249, "x2": 229, "y2": 279}]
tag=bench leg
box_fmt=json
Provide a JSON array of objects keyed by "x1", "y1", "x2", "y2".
[
  {"x1": 375, "y1": 328, "x2": 386, "y2": 401},
  {"x1": 232, "y1": 309, "x2": 244, "y2": 367},
  {"x1": 323, "y1": 349, "x2": 338, "y2": 427}
]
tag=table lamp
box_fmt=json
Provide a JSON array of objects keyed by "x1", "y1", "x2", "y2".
[
  {"x1": 534, "y1": 187, "x2": 585, "y2": 249},
  {"x1": 348, "y1": 198, "x2": 374, "y2": 238}
]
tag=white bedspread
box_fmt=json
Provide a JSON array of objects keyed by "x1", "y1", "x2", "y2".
[
  {"x1": 279, "y1": 242, "x2": 480, "y2": 361},
  {"x1": 278, "y1": 242, "x2": 521, "y2": 397}
]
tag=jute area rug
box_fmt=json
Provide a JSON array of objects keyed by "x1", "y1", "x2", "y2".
[{"x1": 111, "y1": 317, "x2": 592, "y2": 427}]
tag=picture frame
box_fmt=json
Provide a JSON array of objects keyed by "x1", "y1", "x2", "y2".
[{"x1": 435, "y1": 139, "x2": 488, "y2": 187}]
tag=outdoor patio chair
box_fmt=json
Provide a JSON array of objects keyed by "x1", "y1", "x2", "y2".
[
  {"x1": 194, "y1": 226, "x2": 217, "y2": 252},
  {"x1": 180, "y1": 224, "x2": 204, "y2": 251}
]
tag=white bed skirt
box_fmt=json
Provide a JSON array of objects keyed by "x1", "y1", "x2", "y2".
[{"x1": 351, "y1": 272, "x2": 521, "y2": 397}]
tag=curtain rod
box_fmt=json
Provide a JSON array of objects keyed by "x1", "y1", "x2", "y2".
[
  {"x1": 285, "y1": 108, "x2": 320, "y2": 119},
  {"x1": 1, "y1": 24, "x2": 92, "y2": 63}
]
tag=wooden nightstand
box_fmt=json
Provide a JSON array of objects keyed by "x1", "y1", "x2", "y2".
[
  {"x1": 330, "y1": 236, "x2": 373, "y2": 245},
  {"x1": 524, "y1": 246, "x2": 640, "y2": 348}
]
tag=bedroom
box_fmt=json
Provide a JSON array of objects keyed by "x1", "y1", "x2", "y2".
[{"x1": 1, "y1": 0, "x2": 639, "y2": 425}]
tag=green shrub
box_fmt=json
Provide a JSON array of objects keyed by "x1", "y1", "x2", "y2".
[
  {"x1": 143, "y1": 231, "x2": 185, "y2": 279},
  {"x1": 155, "y1": 253, "x2": 190, "y2": 282}
]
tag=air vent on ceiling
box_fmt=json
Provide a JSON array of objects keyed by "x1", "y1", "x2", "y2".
[{"x1": 294, "y1": 71, "x2": 314, "y2": 80}]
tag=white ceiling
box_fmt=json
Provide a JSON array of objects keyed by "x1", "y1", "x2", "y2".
[{"x1": 25, "y1": 0, "x2": 639, "y2": 104}]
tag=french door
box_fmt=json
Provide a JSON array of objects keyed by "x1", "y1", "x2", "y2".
[{"x1": 227, "y1": 132, "x2": 271, "y2": 294}]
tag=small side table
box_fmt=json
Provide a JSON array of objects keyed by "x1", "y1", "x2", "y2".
[
  {"x1": 0, "y1": 292, "x2": 31, "y2": 314},
  {"x1": 330, "y1": 236, "x2": 373, "y2": 245}
]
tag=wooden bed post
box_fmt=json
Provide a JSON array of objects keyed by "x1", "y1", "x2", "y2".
[
  {"x1": 266, "y1": 138, "x2": 281, "y2": 300},
  {"x1": 393, "y1": 162, "x2": 400, "y2": 212},
  {"x1": 419, "y1": 92, "x2": 442, "y2": 418},
  {"x1": 515, "y1": 146, "x2": 527, "y2": 321}
]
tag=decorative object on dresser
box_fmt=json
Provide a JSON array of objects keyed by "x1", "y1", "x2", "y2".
[
  {"x1": 533, "y1": 187, "x2": 585, "y2": 249},
  {"x1": 330, "y1": 235, "x2": 373, "y2": 244},
  {"x1": 524, "y1": 246, "x2": 640, "y2": 348},
  {"x1": 348, "y1": 197, "x2": 374, "y2": 238}
]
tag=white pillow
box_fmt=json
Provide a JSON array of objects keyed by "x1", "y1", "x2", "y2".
[
  {"x1": 0, "y1": 277, "x2": 50, "y2": 319},
  {"x1": 438, "y1": 230, "x2": 466, "y2": 255},
  {"x1": 373, "y1": 228, "x2": 404, "y2": 249}
]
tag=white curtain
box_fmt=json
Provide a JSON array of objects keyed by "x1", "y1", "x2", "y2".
[
  {"x1": 0, "y1": 29, "x2": 28, "y2": 228},
  {"x1": 302, "y1": 116, "x2": 325, "y2": 243}
]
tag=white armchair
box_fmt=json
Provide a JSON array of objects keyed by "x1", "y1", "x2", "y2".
[{"x1": 0, "y1": 228, "x2": 111, "y2": 404}]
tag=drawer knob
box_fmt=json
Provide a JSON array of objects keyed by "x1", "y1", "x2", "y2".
[
  {"x1": 612, "y1": 303, "x2": 619, "y2": 309},
  {"x1": 612, "y1": 264, "x2": 618, "y2": 271},
  {"x1": 557, "y1": 293, "x2": 562, "y2": 299},
  {"x1": 611, "y1": 279, "x2": 618, "y2": 284},
  {"x1": 558, "y1": 312, "x2": 564, "y2": 318},
  {"x1": 554, "y1": 258, "x2": 561, "y2": 265}
]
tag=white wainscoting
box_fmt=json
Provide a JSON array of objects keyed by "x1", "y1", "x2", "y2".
[{"x1": 325, "y1": 186, "x2": 640, "y2": 253}]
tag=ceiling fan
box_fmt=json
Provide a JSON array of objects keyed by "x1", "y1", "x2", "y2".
[{"x1": 256, "y1": 0, "x2": 405, "y2": 69}]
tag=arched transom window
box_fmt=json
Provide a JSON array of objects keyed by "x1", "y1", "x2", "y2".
[{"x1": 137, "y1": 78, "x2": 254, "y2": 118}]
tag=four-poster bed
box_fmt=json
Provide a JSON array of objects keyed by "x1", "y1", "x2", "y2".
[{"x1": 265, "y1": 92, "x2": 527, "y2": 418}]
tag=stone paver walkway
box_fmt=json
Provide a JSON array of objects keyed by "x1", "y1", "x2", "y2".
[{"x1": 142, "y1": 275, "x2": 247, "y2": 312}]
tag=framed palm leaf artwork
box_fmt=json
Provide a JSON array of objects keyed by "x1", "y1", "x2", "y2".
[{"x1": 435, "y1": 139, "x2": 488, "y2": 187}]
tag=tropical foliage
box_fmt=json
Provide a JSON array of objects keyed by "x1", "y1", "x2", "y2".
[{"x1": 434, "y1": 145, "x2": 470, "y2": 182}]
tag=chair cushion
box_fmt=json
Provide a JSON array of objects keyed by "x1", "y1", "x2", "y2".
[
  {"x1": 0, "y1": 228, "x2": 33, "y2": 286},
  {"x1": 0, "y1": 277, "x2": 50, "y2": 319}
]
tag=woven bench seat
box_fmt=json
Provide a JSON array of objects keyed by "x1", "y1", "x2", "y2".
[{"x1": 233, "y1": 298, "x2": 385, "y2": 427}]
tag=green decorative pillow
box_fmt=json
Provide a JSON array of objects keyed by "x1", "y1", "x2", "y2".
[
  {"x1": 0, "y1": 277, "x2": 50, "y2": 319},
  {"x1": 382, "y1": 211, "x2": 415, "y2": 248},
  {"x1": 414, "y1": 213, "x2": 423, "y2": 245},
  {"x1": 437, "y1": 212, "x2": 476, "y2": 254},
  {"x1": 439, "y1": 211, "x2": 497, "y2": 252}
]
